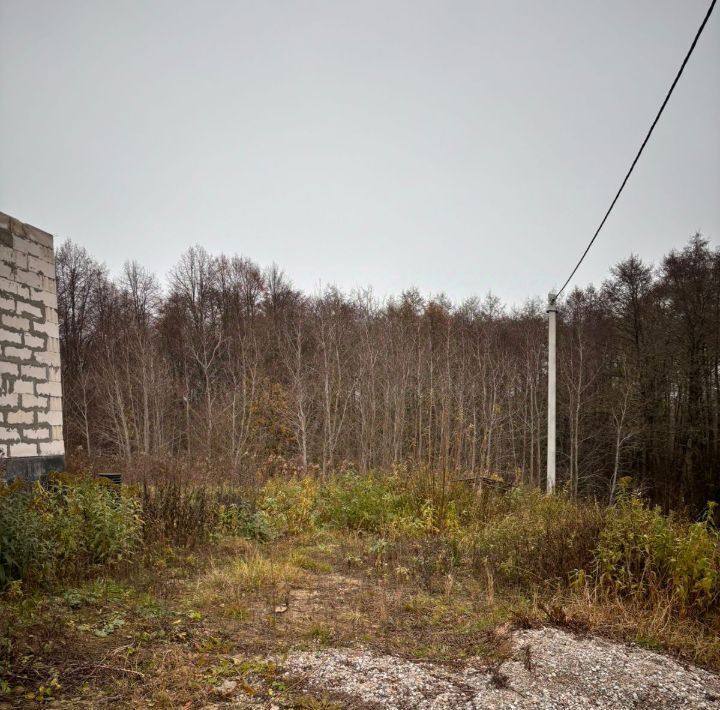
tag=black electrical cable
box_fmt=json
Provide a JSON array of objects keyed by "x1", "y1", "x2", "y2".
[{"x1": 555, "y1": 0, "x2": 717, "y2": 300}]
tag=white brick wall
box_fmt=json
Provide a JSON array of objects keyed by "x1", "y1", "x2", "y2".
[{"x1": 0, "y1": 212, "x2": 65, "y2": 463}]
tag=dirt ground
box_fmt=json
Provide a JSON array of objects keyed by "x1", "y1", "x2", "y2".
[{"x1": 2, "y1": 535, "x2": 719, "y2": 708}]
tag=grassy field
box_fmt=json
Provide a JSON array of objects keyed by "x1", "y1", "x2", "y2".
[{"x1": 1, "y1": 470, "x2": 719, "y2": 707}]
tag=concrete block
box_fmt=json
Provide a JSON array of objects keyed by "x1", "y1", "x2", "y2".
[
  {"x1": 42, "y1": 276, "x2": 57, "y2": 294},
  {"x1": 24, "y1": 426, "x2": 51, "y2": 440},
  {"x1": 22, "y1": 393, "x2": 48, "y2": 409},
  {"x1": 12, "y1": 235, "x2": 44, "y2": 258},
  {"x1": 36, "y1": 380, "x2": 62, "y2": 397},
  {"x1": 0, "y1": 295, "x2": 16, "y2": 312},
  {"x1": 21, "y1": 364, "x2": 47, "y2": 380},
  {"x1": 0, "y1": 393, "x2": 19, "y2": 407},
  {"x1": 0, "y1": 276, "x2": 20, "y2": 296},
  {"x1": 39, "y1": 441, "x2": 65, "y2": 456},
  {"x1": 28, "y1": 254, "x2": 54, "y2": 276},
  {"x1": 13, "y1": 250, "x2": 28, "y2": 271},
  {"x1": 36, "y1": 409, "x2": 63, "y2": 425},
  {"x1": 12, "y1": 379, "x2": 34, "y2": 394},
  {"x1": 0, "y1": 361, "x2": 19, "y2": 376},
  {"x1": 22, "y1": 223, "x2": 54, "y2": 250},
  {"x1": 34, "y1": 351, "x2": 61, "y2": 367},
  {"x1": 9, "y1": 443, "x2": 38, "y2": 457},
  {"x1": 5, "y1": 345, "x2": 31, "y2": 360},
  {"x1": 1, "y1": 279, "x2": 30, "y2": 300},
  {"x1": 49, "y1": 366, "x2": 61, "y2": 382},
  {"x1": 16, "y1": 301, "x2": 42, "y2": 318},
  {"x1": 33, "y1": 320, "x2": 59, "y2": 338},
  {"x1": 2, "y1": 313, "x2": 29, "y2": 331},
  {"x1": 24, "y1": 333, "x2": 44, "y2": 349},
  {"x1": 30, "y1": 288, "x2": 56, "y2": 307},
  {"x1": 0, "y1": 328, "x2": 22, "y2": 344},
  {"x1": 7, "y1": 410, "x2": 34, "y2": 425},
  {"x1": 49, "y1": 396, "x2": 62, "y2": 411},
  {"x1": 14, "y1": 268, "x2": 42, "y2": 290},
  {"x1": 0, "y1": 427, "x2": 20, "y2": 441}
]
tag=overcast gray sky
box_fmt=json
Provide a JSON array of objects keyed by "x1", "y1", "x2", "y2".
[{"x1": 1, "y1": 0, "x2": 718, "y2": 305}]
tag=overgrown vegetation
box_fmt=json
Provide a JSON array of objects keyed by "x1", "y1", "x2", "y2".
[
  {"x1": 0, "y1": 475, "x2": 274, "y2": 590},
  {"x1": 589, "y1": 481, "x2": 720, "y2": 613},
  {"x1": 257, "y1": 471, "x2": 720, "y2": 615},
  {"x1": 0, "y1": 475, "x2": 141, "y2": 588},
  {"x1": 1, "y1": 469, "x2": 718, "y2": 705},
  {"x1": 141, "y1": 481, "x2": 271, "y2": 548}
]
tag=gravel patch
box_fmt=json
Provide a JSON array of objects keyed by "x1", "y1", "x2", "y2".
[{"x1": 281, "y1": 627, "x2": 720, "y2": 709}]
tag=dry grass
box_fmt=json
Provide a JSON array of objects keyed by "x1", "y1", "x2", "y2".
[
  {"x1": 2, "y1": 473, "x2": 719, "y2": 706},
  {"x1": 3, "y1": 528, "x2": 718, "y2": 707},
  {"x1": 197, "y1": 548, "x2": 302, "y2": 599},
  {"x1": 556, "y1": 591, "x2": 720, "y2": 668}
]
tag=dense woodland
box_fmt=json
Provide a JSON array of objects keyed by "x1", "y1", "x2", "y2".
[{"x1": 56, "y1": 235, "x2": 719, "y2": 512}]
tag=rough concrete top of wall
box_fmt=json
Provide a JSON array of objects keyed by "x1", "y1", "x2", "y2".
[
  {"x1": 1, "y1": 210, "x2": 63, "y2": 479},
  {"x1": 0, "y1": 211, "x2": 54, "y2": 252}
]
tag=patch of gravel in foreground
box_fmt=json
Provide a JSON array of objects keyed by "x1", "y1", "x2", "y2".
[{"x1": 281, "y1": 627, "x2": 720, "y2": 709}]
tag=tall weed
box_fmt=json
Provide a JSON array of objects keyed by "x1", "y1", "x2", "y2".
[
  {"x1": 260, "y1": 476, "x2": 320, "y2": 535},
  {"x1": 0, "y1": 476, "x2": 142, "y2": 588},
  {"x1": 471, "y1": 487, "x2": 604, "y2": 587},
  {"x1": 142, "y1": 481, "x2": 269, "y2": 545},
  {"x1": 592, "y1": 486, "x2": 719, "y2": 613},
  {"x1": 316, "y1": 473, "x2": 411, "y2": 532}
]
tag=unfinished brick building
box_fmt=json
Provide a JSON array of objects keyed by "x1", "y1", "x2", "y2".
[{"x1": 0, "y1": 212, "x2": 64, "y2": 480}]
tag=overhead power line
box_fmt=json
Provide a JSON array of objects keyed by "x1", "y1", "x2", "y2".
[{"x1": 555, "y1": 0, "x2": 717, "y2": 299}]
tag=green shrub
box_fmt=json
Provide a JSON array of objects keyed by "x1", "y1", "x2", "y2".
[
  {"x1": 0, "y1": 477, "x2": 142, "y2": 588},
  {"x1": 0, "y1": 487, "x2": 54, "y2": 587},
  {"x1": 259, "y1": 472, "x2": 442, "y2": 536},
  {"x1": 259, "y1": 469, "x2": 520, "y2": 541},
  {"x1": 216, "y1": 502, "x2": 275, "y2": 541},
  {"x1": 316, "y1": 473, "x2": 411, "y2": 532},
  {"x1": 594, "y1": 489, "x2": 719, "y2": 613},
  {"x1": 259, "y1": 476, "x2": 320, "y2": 535},
  {"x1": 471, "y1": 487, "x2": 604, "y2": 586},
  {"x1": 672, "y1": 509, "x2": 720, "y2": 610}
]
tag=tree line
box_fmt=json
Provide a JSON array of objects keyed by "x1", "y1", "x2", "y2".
[{"x1": 56, "y1": 234, "x2": 719, "y2": 511}]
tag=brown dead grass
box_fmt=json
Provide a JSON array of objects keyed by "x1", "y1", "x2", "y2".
[{"x1": 2, "y1": 525, "x2": 719, "y2": 707}]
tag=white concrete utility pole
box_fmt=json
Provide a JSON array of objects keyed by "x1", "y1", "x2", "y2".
[{"x1": 546, "y1": 292, "x2": 557, "y2": 494}]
